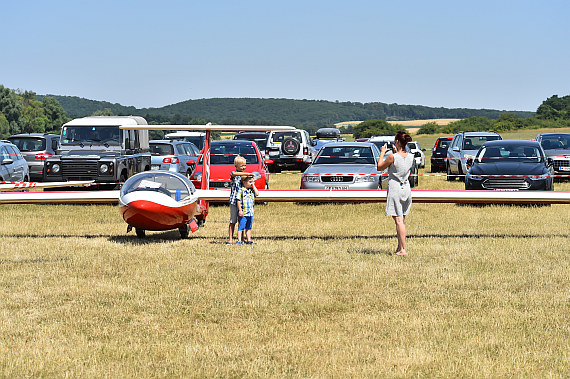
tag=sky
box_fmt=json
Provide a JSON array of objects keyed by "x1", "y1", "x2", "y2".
[{"x1": 2, "y1": 0, "x2": 569, "y2": 112}]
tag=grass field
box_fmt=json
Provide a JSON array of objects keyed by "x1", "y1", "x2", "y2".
[{"x1": 1, "y1": 129, "x2": 569, "y2": 377}]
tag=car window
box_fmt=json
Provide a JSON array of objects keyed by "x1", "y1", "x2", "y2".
[
  {"x1": 0, "y1": 146, "x2": 10, "y2": 162},
  {"x1": 477, "y1": 145, "x2": 542, "y2": 163},
  {"x1": 314, "y1": 146, "x2": 375, "y2": 165},
  {"x1": 437, "y1": 139, "x2": 450, "y2": 150},
  {"x1": 150, "y1": 143, "x2": 174, "y2": 155},
  {"x1": 8, "y1": 137, "x2": 47, "y2": 152},
  {"x1": 540, "y1": 134, "x2": 570, "y2": 150},
  {"x1": 6, "y1": 146, "x2": 22, "y2": 160},
  {"x1": 463, "y1": 135, "x2": 500, "y2": 150},
  {"x1": 270, "y1": 131, "x2": 302, "y2": 143},
  {"x1": 175, "y1": 144, "x2": 187, "y2": 155},
  {"x1": 206, "y1": 143, "x2": 259, "y2": 165}
]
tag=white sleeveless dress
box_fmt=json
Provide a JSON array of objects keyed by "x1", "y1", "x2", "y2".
[{"x1": 385, "y1": 153, "x2": 414, "y2": 217}]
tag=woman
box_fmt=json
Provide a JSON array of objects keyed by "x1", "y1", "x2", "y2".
[{"x1": 377, "y1": 131, "x2": 414, "y2": 256}]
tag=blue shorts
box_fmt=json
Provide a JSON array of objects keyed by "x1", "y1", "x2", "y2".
[{"x1": 238, "y1": 216, "x2": 253, "y2": 231}]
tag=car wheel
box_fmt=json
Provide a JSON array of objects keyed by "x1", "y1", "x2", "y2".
[
  {"x1": 135, "y1": 228, "x2": 146, "y2": 238},
  {"x1": 179, "y1": 224, "x2": 189, "y2": 239},
  {"x1": 281, "y1": 138, "x2": 300, "y2": 155},
  {"x1": 446, "y1": 164, "x2": 455, "y2": 181}
]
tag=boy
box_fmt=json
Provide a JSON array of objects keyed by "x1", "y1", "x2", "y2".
[
  {"x1": 236, "y1": 175, "x2": 259, "y2": 244},
  {"x1": 228, "y1": 155, "x2": 251, "y2": 244}
]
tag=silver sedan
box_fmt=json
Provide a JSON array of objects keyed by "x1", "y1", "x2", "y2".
[{"x1": 300, "y1": 142, "x2": 387, "y2": 190}]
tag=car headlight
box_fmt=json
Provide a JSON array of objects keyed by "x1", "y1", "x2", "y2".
[
  {"x1": 354, "y1": 175, "x2": 376, "y2": 183},
  {"x1": 529, "y1": 174, "x2": 549, "y2": 180},
  {"x1": 301, "y1": 175, "x2": 319, "y2": 182},
  {"x1": 51, "y1": 163, "x2": 60, "y2": 174},
  {"x1": 466, "y1": 174, "x2": 483, "y2": 181},
  {"x1": 194, "y1": 172, "x2": 202, "y2": 181},
  {"x1": 99, "y1": 164, "x2": 109, "y2": 174}
]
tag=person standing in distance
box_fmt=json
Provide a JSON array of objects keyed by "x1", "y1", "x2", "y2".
[{"x1": 377, "y1": 131, "x2": 414, "y2": 256}]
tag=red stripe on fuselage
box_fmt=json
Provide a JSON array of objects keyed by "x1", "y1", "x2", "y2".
[{"x1": 120, "y1": 200, "x2": 197, "y2": 230}]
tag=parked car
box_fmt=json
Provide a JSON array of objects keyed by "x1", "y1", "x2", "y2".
[
  {"x1": 165, "y1": 131, "x2": 206, "y2": 150},
  {"x1": 447, "y1": 131, "x2": 502, "y2": 181},
  {"x1": 465, "y1": 140, "x2": 553, "y2": 191},
  {"x1": 301, "y1": 142, "x2": 387, "y2": 190},
  {"x1": 407, "y1": 141, "x2": 425, "y2": 168},
  {"x1": 365, "y1": 140, "x2": 419, "y2": 187},
  {"x1": 149, "y1": 140, "x2": 200, "y2": 178},
  {"x1": 535, "y1": 133, "x2": 570, "y2": 178},
  {"x1": 233, "y1": 132, "x2": 269, "y2": 158},
  {"x1": 7, "y1": 133, "x2": 59, "y2": 181},
  {"x1": 0, "y1": 140, "x2": 29, "y2": 182},
  {"x1": 430, "y1": 136, "x2": 453, "y2": 172},
  {"x1": 190, "y1": 140, "x2": 269, "y2": 190},
  {"x1": 265, "y1": 129, "x2": 317, "y2": 172}
]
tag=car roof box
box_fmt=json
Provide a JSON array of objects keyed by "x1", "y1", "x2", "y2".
[{"x1": 316, "y1": 128, "x2": 341, "y2": 139}]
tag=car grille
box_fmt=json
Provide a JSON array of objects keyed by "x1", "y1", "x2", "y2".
[
  {"x1": 62, "y1": 160, "x2": 99, "y2": 179},
  {"x1": 320, "y1": 176, "x2": 354, "y2": 183},
  {"x1": 482, "y1": 178, "x2": 530, "y2": 190},
  {"x1": 553, "y1": 159, "x2": 569, "y2": 167}
]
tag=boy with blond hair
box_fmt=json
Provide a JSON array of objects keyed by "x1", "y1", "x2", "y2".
[{"x1": 228, "y1": 155, "x2": 251, "y2": 244}]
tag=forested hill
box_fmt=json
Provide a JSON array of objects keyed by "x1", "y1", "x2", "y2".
[{"x1": 38, "y1": 95, "x2": 533, "y2": 128}]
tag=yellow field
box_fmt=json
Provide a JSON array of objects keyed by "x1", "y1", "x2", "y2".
[
  {"x1": 335, "y1": 119, "x2": 461, "y2": 129},
  {"x1": 1, "y1": 132, "x2": 569, "y2": 377}
]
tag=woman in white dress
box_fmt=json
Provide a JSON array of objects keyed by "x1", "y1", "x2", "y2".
[{"x1": 377, "y1": 131, "x2": 414, "y2": 256}]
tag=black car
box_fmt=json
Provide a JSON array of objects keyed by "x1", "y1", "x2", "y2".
[
  {"x1": 233, "y1": 132, "x2": 269, "y2": 156},
  {"x1": 465, "y1": 140, "x2": 554, "y2": 191},
  {"x1": 430, "y1": 136, "x2": 453, "y2": 172},
  {"x1": 7, "y1": 133, "x2": 60, "y2": 181}
]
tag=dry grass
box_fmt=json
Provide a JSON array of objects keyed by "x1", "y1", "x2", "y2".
[{"x1": 1, "y1": 134, "x2": 569, "y2": 377}]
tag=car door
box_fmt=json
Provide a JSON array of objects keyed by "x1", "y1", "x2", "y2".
[
  {"x1": 8, "y1": 146, "x2": 27, "y2": 181},
  {"x1": 449, "y1": 135, "x2": 462, "y2": 173}
]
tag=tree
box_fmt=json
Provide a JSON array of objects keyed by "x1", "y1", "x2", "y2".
[
  {"x1": 42, "y1": 96, "x2": 70, "y2": 132},
  {"x1": 353, "y1": 119, "x2": 403, "y2": 139},
  {"x1": 417, "y1": 121, "x2": 440, "y2": 135}
]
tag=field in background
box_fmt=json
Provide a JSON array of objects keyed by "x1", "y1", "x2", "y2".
[{"x1": 1, "y1": 127, "x2": 569, "y2": 377}]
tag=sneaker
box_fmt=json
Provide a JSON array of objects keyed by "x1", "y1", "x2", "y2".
[
  {"x1": 245, "y1": 240, "x2": 255, "y2": 245},
  {"x1": 236, "y1": 241, "x2": 244, "y2": 245}
]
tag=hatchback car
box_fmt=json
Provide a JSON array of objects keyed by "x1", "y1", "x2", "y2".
[
  {"x1": 149, "y1": 140, "x2": 200, "y2": 178},
  {"x1": 447, "y1": 131, "x2": 502, "y2": 180},
  {"x1": 301, "y1": 142, "x2": 387, "y2": 190},
  {"x1": 535, "y1": 133, "x2": 570, "y2": 178},
  {"x1": 7, "y1": 133, "x2": 59, "y2": 181},
  {"x1": 430, "y1": 136, "x2": 453, "y2": 172},
  {"x1": 465, "y1": 140, "x2": 553, "y2": 191},
  {"x1": 191, "y1": 140, "x2": 269, "y2": 190},
  {"x1": 0, "y1": 140, "x2": 29, "y2": 182}
]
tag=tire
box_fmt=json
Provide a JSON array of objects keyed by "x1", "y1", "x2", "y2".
[
  {"x1": 281, "y1": 138, "x2": 300, "y2": 155},
  {"x1": 135, "y1": 228, "x2": 146, "y2": 238},
  {"x1": 179, "y1": 224, "x2": 189, "y2": 239},
  {"x1": 446, "y1": 164, "x2": 455, "y2": 181}
]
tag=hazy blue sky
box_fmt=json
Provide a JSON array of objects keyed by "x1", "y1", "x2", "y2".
[{"x1": 2, "y1": 0, "x2": 568, "y2": 112}]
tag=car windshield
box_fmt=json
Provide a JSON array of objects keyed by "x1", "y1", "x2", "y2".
[
  {"x1": 271, "y1": 131, "x2": 301, "y2": 143},
  {"x1": 314, "y1": 146, "x2": 375, "y2": 165},
  {"x1": 476, "y1": 145, "x2": 543, "y2": 163},
  {"x1": 540, "y1": 134, "x2": 570, "y2": 150},
  {"x1": 61, "y1": 126, "x2": 121, "y2": 145},
  {"x1": 204, "y1": 143, "x2": 259, "y2": 165},
  {"x1": 462, "y1": 135, "x2": 501, "y2": 150},
  {"x1": 121, "y1": 171, "x2": 193, "y2": 200},
  {"x1": 234, "y1": 135, "x2": 268, "y2": 150},
  {"x1": 8, "y1": 137, "x2": 46, "y2": 152},
  {"x1": 150, "y1": 143, "x2": 174, "y2": 155},
  {"x1": 368, "y1": 141, "x2": 395, "y2": 152}
]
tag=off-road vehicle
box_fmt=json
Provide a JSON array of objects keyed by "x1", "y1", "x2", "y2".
[{"x1": 265, "y1": 129, "x2": 317, "y2": 172}]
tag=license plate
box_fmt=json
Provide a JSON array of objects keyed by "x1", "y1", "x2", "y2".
[
  {"x1": 494, "y1": 189, "x2": 519, "y2": 191},
  {"x1": 151, "y1": 165, "x2": 160, "y2": 170},
  {"x1": 559, "y1": 166, "x2": 570, "y2": 171},
  {"x1": 325, "y1": 186, "x2": 349, "y2": 190}
]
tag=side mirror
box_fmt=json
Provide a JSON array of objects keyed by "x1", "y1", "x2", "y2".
[
  {"x1": 547, "y1": 157, "x2": 554, "y2": 166},
  {"x1": 186, "y1": 159, "x2": 195, "y2": 167},
  {"x1": 312, "y1": 140, "x2": 317, "y2": 146},
  {"x1": 1, "y1": 158, "x2": 14, "y2": 165},
  {"x1": 422, "y1": 148, "x2": 426, "y2": 151},
  {"x1": 466, "y1": 158, "x2": 474, "y2": 167}
]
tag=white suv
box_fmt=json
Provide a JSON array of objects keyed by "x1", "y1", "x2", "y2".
[
  {"x1": 407, "y1": 141, "x2": 425, "y2": 168},
  {"x1": 265, "y1": 129, "x2": 317, "y2": 172}
]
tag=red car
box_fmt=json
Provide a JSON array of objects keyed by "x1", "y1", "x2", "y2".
[{"x1": 190, "y1": 140, "x2": 270, "y2": 190}]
